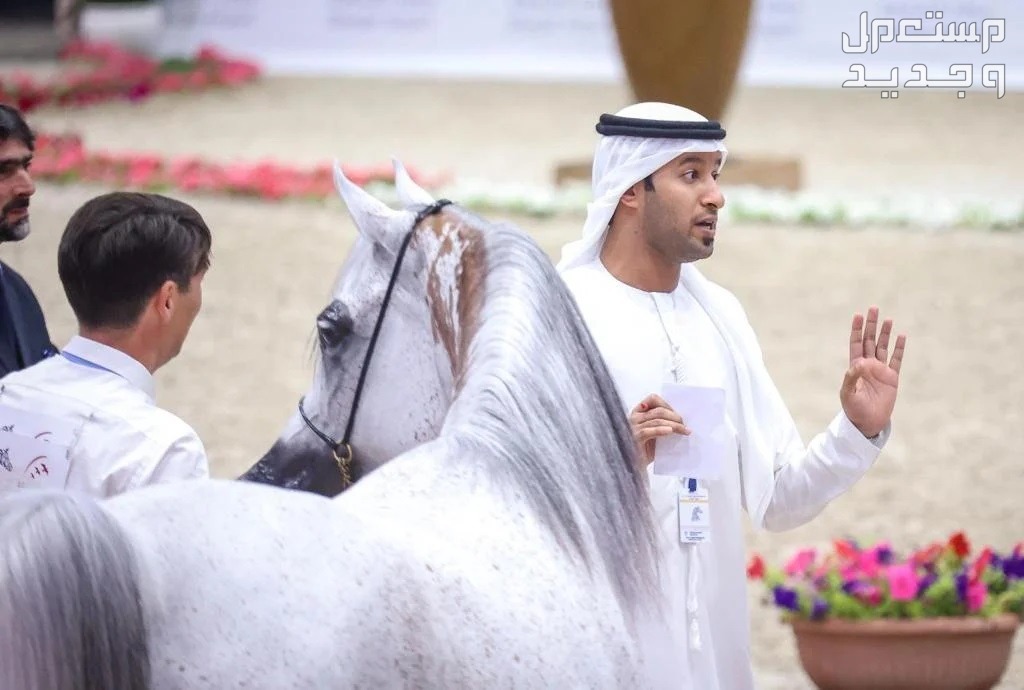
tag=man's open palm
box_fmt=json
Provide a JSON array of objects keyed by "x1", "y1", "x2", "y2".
[{"x1": 841, "y1": 306, "x2": 907, "y2": 438}]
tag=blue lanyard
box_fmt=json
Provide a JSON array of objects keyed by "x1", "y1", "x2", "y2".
[{"x1": 61, "y1": 350, "x2": 117, "y2": 376}]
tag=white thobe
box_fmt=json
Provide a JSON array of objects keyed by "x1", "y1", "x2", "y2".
[
  {"x1": 561, "y1": 259, "x2": 889, "y2": 690},
  {"x1": 0, "y1": 336, "x2": 209, "y2": 498}
]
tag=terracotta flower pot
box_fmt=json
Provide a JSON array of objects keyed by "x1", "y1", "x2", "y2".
[
  {"x1": 790, "y1": 614, "x2": 1021, "y2": 690},
  {"x1": 607, "y1": 0, "x2": 753, "y2": 121}
]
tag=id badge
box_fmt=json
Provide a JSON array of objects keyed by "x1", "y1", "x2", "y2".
[{"x1": 678, "y1": 483, "x2": 711, "y2": 544}]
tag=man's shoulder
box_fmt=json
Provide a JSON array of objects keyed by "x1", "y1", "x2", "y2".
[
  {"x1": 0, "y1": 259, "x2": 21, "y2": 279},
  {"x1": 559, "y1": 262, "x2": 618, "y2": 307},
  {"x1": 67, "y1": 389, "x2": 207, "y2": 474},
  {"x1": 0, "y1": 260, "x2": 37, "y2": 297},
  {"x1": 2, "y1": 364, "x2": 202, "y2": 450},
  {"x1": 98, "y1": 393, "x2": 204, "y2": 458},
  {"x1": 559, "y1": 261, "x2": 601, "y2": 289},
  {"x1": 136, "y1": 402, "x2": 203, "y2": 442},
  {"x1": 685, "y1": 270, "x2": 749, "y2": 320},
  {"x1": 0, "y1": 353, "x2": 63, "y2": 387},
  {"x1": 0, "y1": 259, "x2": 53, "y2": 357}
]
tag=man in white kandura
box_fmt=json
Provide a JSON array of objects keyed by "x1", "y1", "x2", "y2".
[{"x1": 558, "y1": 102, "x2": 907, "y2": 689}]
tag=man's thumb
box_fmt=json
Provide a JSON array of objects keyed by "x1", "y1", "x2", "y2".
[{"x1": 840, "y1": 365, "x2": 860, "y2": 398}]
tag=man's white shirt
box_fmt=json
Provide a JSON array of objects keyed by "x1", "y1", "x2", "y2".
[{"x1": 0, "y1": 335, "x2": 208, "y2": 497}]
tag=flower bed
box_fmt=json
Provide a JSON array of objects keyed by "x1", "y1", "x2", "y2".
[
  {"x1": 29, "y1": 132, "x2": 446, "y2": 200},
  {"x1": 0, "y1": 40, "x2": 447, "y2": 197},
  {"x1": 0, "y1": 40, "x2": 260, "y2": 113}
]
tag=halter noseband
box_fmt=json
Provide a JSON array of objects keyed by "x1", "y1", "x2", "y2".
[{"x1": 298, "y1": 198, "x2": 454, "y2": 490}]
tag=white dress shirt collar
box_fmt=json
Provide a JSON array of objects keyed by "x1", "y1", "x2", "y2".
[{"x1": 61, "y1": 335, "x2": 156, "y2": 402}]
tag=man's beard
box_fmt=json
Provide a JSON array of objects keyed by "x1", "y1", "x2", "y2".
[{"x1": 0, "y1": 197, "x2": 31, "y2": 242}]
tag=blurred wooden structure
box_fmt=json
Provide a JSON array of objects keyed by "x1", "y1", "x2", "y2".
[
  {"x1": 555, "y1": 156, "x2": 801, "y2": 190},
  {"x1": 555, "y1": 0, "x2": 803, "y2": 191}
]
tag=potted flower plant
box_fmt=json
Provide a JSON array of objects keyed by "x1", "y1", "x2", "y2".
[
  {"x1": 76, "y1": 0, "x2": 165, "y2": 55},
  {"x1": 748, "y1": 532, "x2": 1024, "y2": 690}
]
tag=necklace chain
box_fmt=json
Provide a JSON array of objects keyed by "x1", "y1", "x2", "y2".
[{"x1": 650, "y1": 294, "x2": 686, "y2": 383}]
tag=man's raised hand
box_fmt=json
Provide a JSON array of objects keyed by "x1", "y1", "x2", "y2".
[{"x1": 841, "y1": 306, "x2": 907, "y2": 439}]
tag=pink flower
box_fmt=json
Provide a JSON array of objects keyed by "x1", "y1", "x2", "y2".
[
  {"x1": 223, "y1": 164, "x2": 254, "y2": 190},
  {"x1": 126, "y1": 157, "x2": 161, "y2": 187},
  {"x1": 886, "y1": 563, "x2": 918, "y2": 601},
  {"x1": 858, "y1": 549, "x2": 881, "y2": 578},
  {"x1": 967, "y1": 581, "x2": 987, "y2": 612},
  {"x1": 912, "y1": 542, "x2": 944, "y2": 566},
  {"x1": 784, "y1": 548, "x2": 816, "y2": 576},
  {"x1": 970, "y1": 547, "x2": 993, "y2": 583},
  {"x1": 834, "y1": 539, "x2": 859, "y2": 561},
  {"x1": 155, "y1": 73, "x2": 187, "y2": 92}
]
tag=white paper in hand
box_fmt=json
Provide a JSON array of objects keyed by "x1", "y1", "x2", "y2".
[{"x1": 652, "y1": 383, "x2": 727, "y2": 480}]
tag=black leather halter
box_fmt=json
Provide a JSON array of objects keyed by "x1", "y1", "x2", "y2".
[{"x1": 297, "y1": 199, "x2": 453, "y2": 489}]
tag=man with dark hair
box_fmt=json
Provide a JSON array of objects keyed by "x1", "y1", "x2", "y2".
[
  {"x1": 0, "y1": 191, "x2": 212, "y2": 496},
  {"x1": 0, "y1": 104, "x2": 57, "y2": 379}
]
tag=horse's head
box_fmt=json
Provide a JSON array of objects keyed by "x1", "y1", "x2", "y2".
[
  {"x1": 246, "y1": 160, "x2": 481, "y2": 495},
  {"x1": 245, "y1": 159, "x2": 660, "y2": 625}
]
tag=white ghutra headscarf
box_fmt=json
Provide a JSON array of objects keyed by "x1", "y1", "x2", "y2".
[{"x1": 556, "y1": 101, "x2": 729, "y2": 272}]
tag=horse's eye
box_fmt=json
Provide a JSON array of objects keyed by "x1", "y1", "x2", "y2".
[{"x1": 316, "y1": 300, "x2": 352, "y2": 348}]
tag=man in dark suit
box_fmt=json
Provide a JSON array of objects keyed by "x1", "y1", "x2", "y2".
[{"x1": 0, "y1": 104, "x2": 56, "y2": 378}]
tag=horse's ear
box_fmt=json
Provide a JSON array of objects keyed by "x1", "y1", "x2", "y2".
[
  {"x1": 392, "y1": 157, "x2": 435, "y2": 209},
  {"x1": 333, "y1": 160, "x2": 400, "y2": 240}
]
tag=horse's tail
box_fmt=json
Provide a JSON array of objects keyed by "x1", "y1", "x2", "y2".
[{"x1": 0, "y1": 490, "x2": 150, "y2": 690}]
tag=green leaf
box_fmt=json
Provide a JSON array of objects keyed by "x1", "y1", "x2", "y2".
[{"x1": 824, "y1": 591, "x2": 870, "y2": 621}]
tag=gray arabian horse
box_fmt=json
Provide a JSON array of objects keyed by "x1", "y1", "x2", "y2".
[{"x1": 0, "y1": 161, "x2": 675, "y2": 689}]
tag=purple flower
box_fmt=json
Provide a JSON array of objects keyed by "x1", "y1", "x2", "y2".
[
  {"x1": 842, "y1": 580, "x2": 860, "y2": 595},
  {"x1": 956, "y1": 572, "x2": 969, "y2": 602},
  {"x1": 1002, "y1": 556, "x2": 1024, "y2": 579},
  {"x1": 876, "y1": 545, "x2": 894, "y2": 565},
  {"x1": 773, "y1": 585, "x2": 801, "y2": 611},
  {"x1": 811, "y1": 598, "x2": 830, "y2": 620},
  {"x1": 917, "y1": 573, "x2": 936, "y2": 597}
]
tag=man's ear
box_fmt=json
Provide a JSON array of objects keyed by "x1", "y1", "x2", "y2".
[
  {"x1": 619, "y1": 181, "x2": 645, "y2": 210},
  {"x1": 155, "y1": 280, "x2": 177, "y2": 321}
]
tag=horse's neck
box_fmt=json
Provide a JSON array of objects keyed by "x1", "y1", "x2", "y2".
[{"x1": 430, "y1": 228, "x2": 661, "y2": 625}]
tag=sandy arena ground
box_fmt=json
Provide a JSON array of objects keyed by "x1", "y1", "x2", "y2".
[{"x1": 4, "y1": 71, "x2": 1024, "y2": 687}]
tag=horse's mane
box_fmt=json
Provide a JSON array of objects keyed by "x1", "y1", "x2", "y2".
[
  {"x1": 0, "y1": 491, "x2": 150, "y2": 690},
  {"x1": 441, "y1": 205, "x2": 660, "y2": 620}
]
